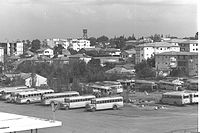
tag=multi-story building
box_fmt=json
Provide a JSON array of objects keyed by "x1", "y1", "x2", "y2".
[
  {"x1": 155, "y1": 51, "x2": 198, "y2": 76},
  {"x1": 178, "y1": 40, "x2": 198, "y2": 52},
  {"x1": 0, "y1": 41, "x2": 24, "y2": 56},
  {"x1": 69, "y1": 39, "x2": 94, "y2": 51},
  {"x1": 46, "y1": 39, "x2": 70, "y2": 49},
  {"x1": 0, "y1": 47, "x2": 4, "y2": 63},
  {"x1": 135, "y1": 42, "x2": 180, "y2": 64}
]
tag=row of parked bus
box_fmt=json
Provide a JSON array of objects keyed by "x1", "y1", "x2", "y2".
[
  {"x1": 0, "y1": 86, "x2": 124, "y2": 112},
  {"x1": 160, "y1": 91, "x2": 198, "y2": 106}
]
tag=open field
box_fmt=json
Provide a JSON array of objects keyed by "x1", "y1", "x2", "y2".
[{"x1": 0, "y1": 101, "x2": 197, "y2": 133}]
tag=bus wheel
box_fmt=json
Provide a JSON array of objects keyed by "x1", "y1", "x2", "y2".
[
  {"x1": 65, "y1": 106, "x2": 69, "y2": 110},
  {"x1": 113, "y1": 105, "x2": 118, "y2": 110},
  {"x1": 91, "y1": 107, "x2": 96, "y2": 112},
  {"x1": 174, "y1": 102, "x2": 178, "y2": 106},
  {"x1": 26, "y1": 100, "x2": 31, "y2": 104}
]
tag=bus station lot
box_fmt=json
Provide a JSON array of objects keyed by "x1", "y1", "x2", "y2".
[{"x1": 0, "y1": 101, "x2": 197, "y2": 133}]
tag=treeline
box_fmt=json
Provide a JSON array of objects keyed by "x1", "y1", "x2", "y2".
[{"x1": 15, "y1": 59, "x2": 126, "y2": 90}]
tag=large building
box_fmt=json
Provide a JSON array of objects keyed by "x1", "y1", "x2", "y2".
[
  {"x1": 0, "y1": 41, "x2": 24, "y2": 56},
  {"x1": 46, "y1": 39, "x2": 70, "y2": 49},
  {"x1": 0, "y1": 47, "x2": 4, "y2": 63},
  {"x1": 135, "y1": 42, "x2": 180, "y2": 64},
  {"x1": 155, "y1": 51, "x2": 198, "y2": 76},
  {"x1": 69, "y1": 39, "x2": 94, "y2": 51}
]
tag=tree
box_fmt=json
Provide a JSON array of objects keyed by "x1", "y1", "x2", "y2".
[
  {"x1": 54, "y1": 44, "x2": 64, "y2": 55},
  {"x1": 135, "y1": 60, "x2": 156, "y2": 78},
  {"x1": 88, "y1": 37, "x2": 97, "y2": 46},
  {"x1": 150, "y1": 34, "x2": 161, "y2": 42},
  {"x1": 147, "y1": 56, "x2": 155, "y2": 67},
  {"x1": 97, "y1": 35, "x2": 109, "y2": 44},
  {"x1": 195, "y1": 32, "x2": 198, "y2": 40},
  {"x1": 30, "y1": 39, "x2": 41, "y2": 53}
]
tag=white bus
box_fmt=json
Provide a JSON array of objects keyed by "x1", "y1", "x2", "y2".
[
  {"x1": 6, "y1": 88, "x2": 36, "y2": 103},
  {"x1": 160, "y1": 91, "x2": 190, "y2": 106},
  {"x1": 85, "y1": 96, "x2": 123, "y2": 112},
  {"x1": 41, "y1": 91, "x2": 80, "y2": 105},
  {"x1": 3, "y1": 88, "x2": 36, "y2": 101},
  {"x1": 15, "y1": 89, "x2": 54, "y2": 104},
  {"x1": 184, "y1": 91, "x2": 198, "y2": 104},
  {"x1": 0, "y1": 86, "x2": 28, "y2": 97},
  {"x1": 59, "y1": 95, "x2": 96, "y2": 110}
]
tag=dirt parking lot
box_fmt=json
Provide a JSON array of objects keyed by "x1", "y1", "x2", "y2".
[{"x1": 0, "y1": 100, "x2": 197, "y2": 133}]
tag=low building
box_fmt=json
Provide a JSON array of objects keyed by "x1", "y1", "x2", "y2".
[
  {"x1": 155, "y1": 51, "x2": 198, "y2": 76},
  {"x1": 135, "y1": 42, "x2": 180, "y2": 64},
  {"x1": 68, "y1": 54, "x2": 92, "y2": 63},
  {"x1": 20, "y1": 73, "x2": 48, "y2": 87},
  {"x1": 121, "y1": 49, "x2": 136, "y2": 63},
  {"x1": 93, "y1": 57, "x2": 121, "y2": 66},
  {"x1": 36, "y1": 48, "x2": 54, "y2": 58}
]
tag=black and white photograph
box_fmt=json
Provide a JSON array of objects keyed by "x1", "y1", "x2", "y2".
[{"x1": 0, "y1": 0, "x2": 198, "y2": 133}]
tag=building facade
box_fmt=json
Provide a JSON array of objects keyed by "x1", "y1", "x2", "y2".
[
  {"x1": 70, "y1": 39, "x2": 94, "y2": 51},
  {"x1": 155, "y1": 51, "x2": 198, "y2": 76},
  {"x1": 135, "y1": 42, "x2": 180, "y2": 64},
  {"x1": 178, "y1": 40, "x2": 198, "y2": 52}
]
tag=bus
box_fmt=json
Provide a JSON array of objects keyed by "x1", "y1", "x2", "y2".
[
  {"x1": 5, "y1": 88, "x2": 36, "y2": 103},
  {"x1": 41, "y1": 91, "x2": 80, "y2": 105},
  {"x1": 158, "y1": 80, "x2": 182, "y2": 91},
  {"x1": 58, "y1": 95, "x2": 96, "y2": 110},
  {"x1": 160, "y1": 91, "x2": 190, "y2": 106},
  {"x1": 15, "y1": 89, "x2": 54, "y2": 104},
  {"x1": 0, "y1": 86, "x2": 28, "y2": 96},
  {"x1": 184, "y1": 91, "x2": 198, "y2": 104},
  {"x1": 134, "y1": 80, "x2": 157, "y2": 92},
  {"x1": 89, "y1": 81, "x2": 123, "y2": 97},
  {"x1": 85, "y1": 96, "x2": 123, "y2": 112}
]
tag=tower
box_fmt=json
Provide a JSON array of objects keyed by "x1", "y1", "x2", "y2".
[{"x1": 83, "y1": 29, "x2": 88, "y2": 39}]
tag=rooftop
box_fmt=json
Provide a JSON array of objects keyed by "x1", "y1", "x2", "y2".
[
  {"x1": 155, "y1": 51, "x2": 198, "y2": 56},
  {"x1": 136, "y1": 42, "x2": 179, "y2": 47},
  {"x1": 180, "y1": 40, "x2": 198, "y2": 44}
]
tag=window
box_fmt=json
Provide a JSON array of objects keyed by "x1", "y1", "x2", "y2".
[
  {"x1": 160, "y1": 48, "x2": 162, "y2": 50},
  {"x1": 183, "y1": 95, "x2": 189, "y2": 99},
  {"x1": 196, "y1": 48, "x2": 198, "y2": 51}
]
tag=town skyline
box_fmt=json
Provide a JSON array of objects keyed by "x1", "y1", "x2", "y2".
[{"x1": 0, "y1": 0, "x2": 198, "y2": 41}]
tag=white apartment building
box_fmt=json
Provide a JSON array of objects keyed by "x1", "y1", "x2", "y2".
[
  {"x1": 7, "y1": 42, "x2": 24, "y2": 56},
  {"x1": 46, "y1": 39, "x2": 70, "y2": 49},
  {"x1": 70, "y1": 39, "x2": 94, "y2": 51},
  {"x1": 0, "y1": 47, "x2": 4, "y2": 63},
  {"x1": 135, "y1": 42, "x2": 180, "y2": 64}
]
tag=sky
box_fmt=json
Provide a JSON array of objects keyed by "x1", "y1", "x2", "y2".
[{"x1": 0, "y1": 0, "x2": 198, "y2": 41}]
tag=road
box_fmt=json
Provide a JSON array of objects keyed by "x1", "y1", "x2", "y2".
[{"x1": 0, "y1": 102, "x2": 197, "y2": 133}]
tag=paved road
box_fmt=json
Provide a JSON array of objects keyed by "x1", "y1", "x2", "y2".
[{"x1": 0, "y1": 102, "x2": 197, "y2": 133}]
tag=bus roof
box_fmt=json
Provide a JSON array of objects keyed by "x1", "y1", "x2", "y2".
[
  {"x1": 17, "y1": 89, "x2": 54, "y2": 95},
  {"x1": 94, "y1": 96, "x2": 123, "y2": 101},
  {"x1": 2, "y1": 88, "x2": 35, "y2": 93},
  {"x1": 43, "y1": 91, "x2": 79, "y2": 97},
  {"x1": 65, "y1": 95, "x2": 95, "y2": 100},
  {"x1": 163, "y1": 91, "x2": 189, "y2": 96},
  {"x1": 135, "y1": 80, "x2": 155, "y2": 84},
  {"x1": 159, "y1": 80, "x2": 181, "y2": 85},
  {"x1": 90, "y1": 84, "x2": 111, "y2": 90},
  {"x1": 0, "y1": 86, "x2": 27, "y2": 92}
]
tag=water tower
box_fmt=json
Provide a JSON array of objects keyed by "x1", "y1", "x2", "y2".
[{"x1": 83, "y1": 29, "x2": 88, "y2": 39}]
